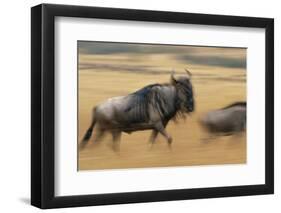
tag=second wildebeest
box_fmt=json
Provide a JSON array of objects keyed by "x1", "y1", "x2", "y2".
[
  {"x1": 80, "y1": 69, "x2": 195, "y2": 151},
  {"x1": 200, "y1": 102, "x2": 246, "y2": 138}
]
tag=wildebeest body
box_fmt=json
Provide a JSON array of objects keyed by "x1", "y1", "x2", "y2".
[
  {"x1": 200, "y1": 102, "x2": 246, "y2": 135},
  {"x1": 95, "y1": 84, "x2": 179, "y2": 131},
  {"x1": 80, "y1": 70, "x2": 194, "y2": 150}
]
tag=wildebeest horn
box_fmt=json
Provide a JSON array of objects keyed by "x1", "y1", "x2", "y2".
[{"x1": 185, "y1": 68, "x2": 192, "y2": 78}]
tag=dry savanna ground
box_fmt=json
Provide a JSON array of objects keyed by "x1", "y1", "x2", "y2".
[{"x1": 78, "y1": 52, "x2": 246, "y2": 171}]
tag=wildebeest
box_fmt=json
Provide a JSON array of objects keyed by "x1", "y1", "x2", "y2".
[
  {"x1": 200, "y1": 102, "x2": 246, "y2": 138},
  {"x1": 80, "y1": 69, "x2": 194, "y2": 151}
]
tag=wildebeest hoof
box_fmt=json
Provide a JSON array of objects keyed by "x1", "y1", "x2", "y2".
[{"x1": 168, "y1": 138, "x2": 173, "y2": 144}]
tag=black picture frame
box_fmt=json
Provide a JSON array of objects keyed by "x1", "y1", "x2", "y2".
[{"x1": 31, "y1": 3, "x2": 274, "y2": 209}]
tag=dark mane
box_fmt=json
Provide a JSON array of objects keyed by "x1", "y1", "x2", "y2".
[
  {"x1": 130, "y1": 83, "x2": 162, "y2": 97},
  {"x1": 221, "y1": 101, "x2": 246, "y2": 109},
  {"x1": 124, "y1": 83, "x2": 185, "y2": 123},
  {"x1": 124, "y1": 84, "x2": 166, "y2": 123}
]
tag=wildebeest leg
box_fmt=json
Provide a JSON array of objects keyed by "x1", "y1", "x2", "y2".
[
  {"x1": 111, "y1": 130, "x2": 121, "y2": 152},
  {"x1": 154, "y1": 122, "x2": 172, "y2": 147},
  {"x1": 92, "y1": 128, "x2": 105, "y2": 144},
  {"x1": 150, "y1": 121, "x2": 168, "y2": 144},
  {"x1": 148, "y1": 130, "x2": 158, "y2": 150},
  {"x1": 149, "y1": 130, "x2": 158, "y2": 144}
]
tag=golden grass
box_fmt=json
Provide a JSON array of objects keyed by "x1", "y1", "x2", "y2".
[{"x1": 78, "y1": 53, "x2": 246, "y2": 171}]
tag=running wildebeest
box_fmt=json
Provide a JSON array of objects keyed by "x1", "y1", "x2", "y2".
[
  {"x1": 80, "y1": 69, "x2": 194, "y2": 151},
  {"x1": 200, "y1": 102, "x2": 246, "y2": 139}
]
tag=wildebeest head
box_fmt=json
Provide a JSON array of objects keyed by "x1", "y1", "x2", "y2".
[{"x1": 170, "y1": 69, "x2": 194, "y2": 113}]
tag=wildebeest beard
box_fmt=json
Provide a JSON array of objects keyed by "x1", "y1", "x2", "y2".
[{"x1": 122, "y1": 82, "x2": 193, "y2": 125}]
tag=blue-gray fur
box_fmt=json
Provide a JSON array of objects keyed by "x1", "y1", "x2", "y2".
[{"x1": 124, "y1": 84, "x2": 178, "y2": 123}]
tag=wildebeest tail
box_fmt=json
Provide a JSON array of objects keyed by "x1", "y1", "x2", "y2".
[{"x1": 79, "y1": 108, "x2": 97, "y2": 150}]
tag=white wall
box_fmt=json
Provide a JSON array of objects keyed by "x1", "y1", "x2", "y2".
[{"x1": 0, "y1": 0, "x2": 279, "y2": 212}]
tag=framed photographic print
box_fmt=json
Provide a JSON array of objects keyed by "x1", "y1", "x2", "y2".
[{"x1": 31, "y1": 3, "x2": 274, "y2": 209}]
